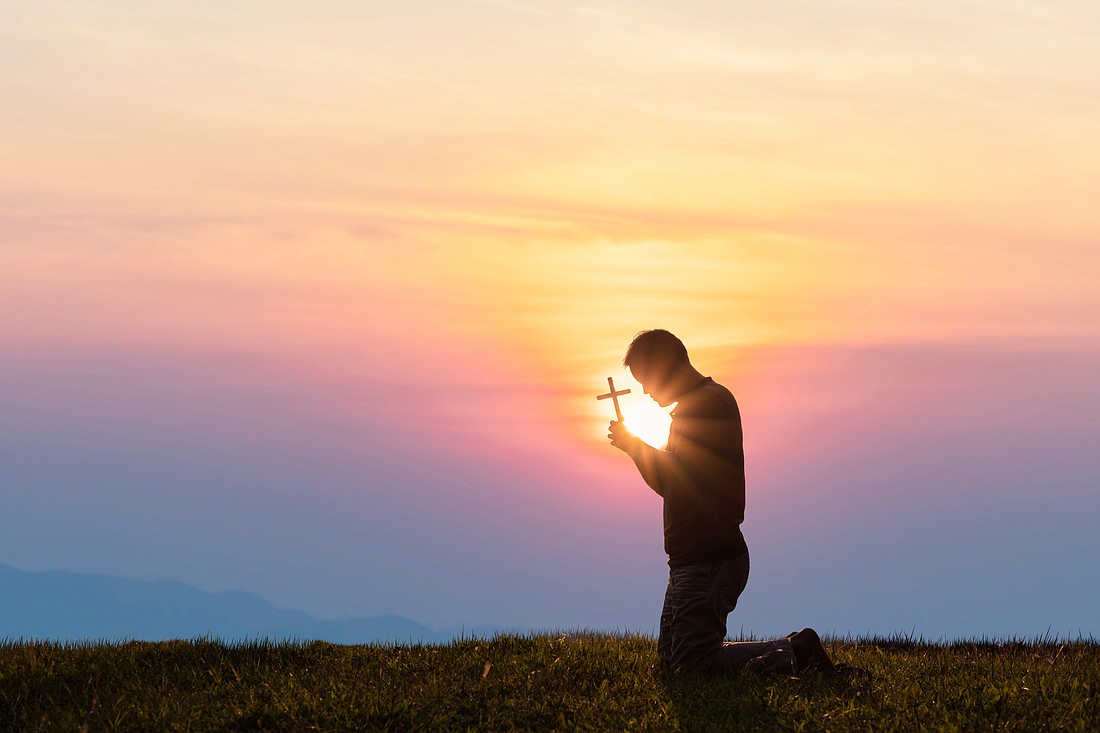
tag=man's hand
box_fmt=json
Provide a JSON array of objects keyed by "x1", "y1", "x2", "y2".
[
  {"x1": 608, "y1": 420, "x2": 639, "y2": 454},
  {"x1": 609, "y1": 419, "x2": 666, "y2": 496}
]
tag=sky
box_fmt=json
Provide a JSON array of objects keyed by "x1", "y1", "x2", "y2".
[{"x1": 2, "y1": 0, "x2": 1098, "y2": 639}]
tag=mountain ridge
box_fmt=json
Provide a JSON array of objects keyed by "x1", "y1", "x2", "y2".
[{"x1": 0, "y1": 564, "x2": 453, "y2": 643}]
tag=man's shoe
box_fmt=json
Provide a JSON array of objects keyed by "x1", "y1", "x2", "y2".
[{"x1": 788, "y1": 628, "x2": 835, "y2": 673}]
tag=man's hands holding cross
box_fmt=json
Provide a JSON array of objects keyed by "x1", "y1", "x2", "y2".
[
  {"x1": 607, "y1": 418, "x2": 640, "y2": 453},
  {"x1": 598, "y1": 377, "x2": 642, "y2": 454},
  {"x1": 599, "y1": 375, "x2": 669, "y2": 497}
]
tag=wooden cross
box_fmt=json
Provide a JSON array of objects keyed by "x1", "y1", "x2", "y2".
[{"x1": 596, "y1": 376, "x2": 631, "y2": 421}]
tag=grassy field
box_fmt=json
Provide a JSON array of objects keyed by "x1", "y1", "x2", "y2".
[{"x1": 2, "y1": 633, "x2": 1098, "y2": 731}]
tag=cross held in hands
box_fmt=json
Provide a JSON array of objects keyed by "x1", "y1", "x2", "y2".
[{"x1": 596, "y1": 376, "x2": 631, "y2": 421}]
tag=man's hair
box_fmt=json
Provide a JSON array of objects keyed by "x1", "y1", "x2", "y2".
[{"x1": 623, "y1": 329, "x2": 689, "y2": 369}]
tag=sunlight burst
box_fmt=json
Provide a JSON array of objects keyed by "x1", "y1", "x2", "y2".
[{"x1": 622, "y1": 400, "x2": 673, "y2": 449}]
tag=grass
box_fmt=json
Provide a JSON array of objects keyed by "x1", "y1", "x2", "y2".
[{"x1": 1, "y1": 633, "x2": 1098, "y2": 731}]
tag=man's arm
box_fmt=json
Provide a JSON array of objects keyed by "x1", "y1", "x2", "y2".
[{"x1": 608, "y1": 420, "x2": 675, "y2": 497}]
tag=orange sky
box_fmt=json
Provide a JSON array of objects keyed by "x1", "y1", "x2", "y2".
[{"x1": 2, "y1": 0, "x2": 1099, "y2": 635}]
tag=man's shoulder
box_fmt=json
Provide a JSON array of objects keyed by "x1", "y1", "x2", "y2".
[{"x1": 677, "y1": 378, "x2": 739, "y2": 418}]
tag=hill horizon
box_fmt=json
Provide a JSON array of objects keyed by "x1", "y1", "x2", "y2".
[{"x1": 0, "y1": 564, "x2": 520, "y2": 644}]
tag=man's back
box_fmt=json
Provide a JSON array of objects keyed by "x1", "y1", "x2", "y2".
[{"x1": 663, "y1": 376, "x2": 747, "y2": 567}]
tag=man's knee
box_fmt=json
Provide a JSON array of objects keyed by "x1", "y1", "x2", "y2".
[
  {"x1": 669, "y1": 646, "x2": 723, "y2": 676},
  {"x1": 668, "y1": 626, "x2": 723, "y2": 674}
]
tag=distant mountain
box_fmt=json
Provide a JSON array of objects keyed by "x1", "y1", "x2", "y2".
[{"x1": 0, "y1": 565, "x2": 445, "y2": 643}]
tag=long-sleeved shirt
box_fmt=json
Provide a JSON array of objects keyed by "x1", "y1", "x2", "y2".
[{"x1": 663, "y1": 376, "x2": 748, "y2": 567}]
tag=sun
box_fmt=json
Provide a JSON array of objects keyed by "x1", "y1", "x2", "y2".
[{"x1": 622, "y1": 399, "x2": 672, "y2": 449}]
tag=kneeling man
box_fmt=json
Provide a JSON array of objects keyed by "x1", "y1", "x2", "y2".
[{"x1": 608, "y1": 329, "x2": 834, "y2": 675}]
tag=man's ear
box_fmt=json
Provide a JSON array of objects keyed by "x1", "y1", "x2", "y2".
[{"x1": 653, "y1": 355, "x2": 679, "y2": 384}]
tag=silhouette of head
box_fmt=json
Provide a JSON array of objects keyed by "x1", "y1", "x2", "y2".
[{"x1": 623, "y1": 329, "x2": 690, "y2": 407}]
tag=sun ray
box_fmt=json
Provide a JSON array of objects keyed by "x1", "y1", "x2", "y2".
[{"x1": 621, "y1": 398, "x2": 673, "y2": 450}]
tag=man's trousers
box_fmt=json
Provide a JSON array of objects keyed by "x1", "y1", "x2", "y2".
[{"x1": 657, "y1": 553, "x2": 796, "y2": 674}]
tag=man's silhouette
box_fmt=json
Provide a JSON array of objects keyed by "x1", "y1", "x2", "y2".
[{"x1": 608, "y1": 329, "x2": 834, "y2": 675}]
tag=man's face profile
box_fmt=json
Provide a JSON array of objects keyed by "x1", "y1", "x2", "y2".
[{"x1": 629, "y1": 360, "x2": 676, "y2": 408}]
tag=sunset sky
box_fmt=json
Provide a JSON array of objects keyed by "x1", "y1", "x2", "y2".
[{"x1": 3, "y1": 0, "x2": 1098, "y2": 639}]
